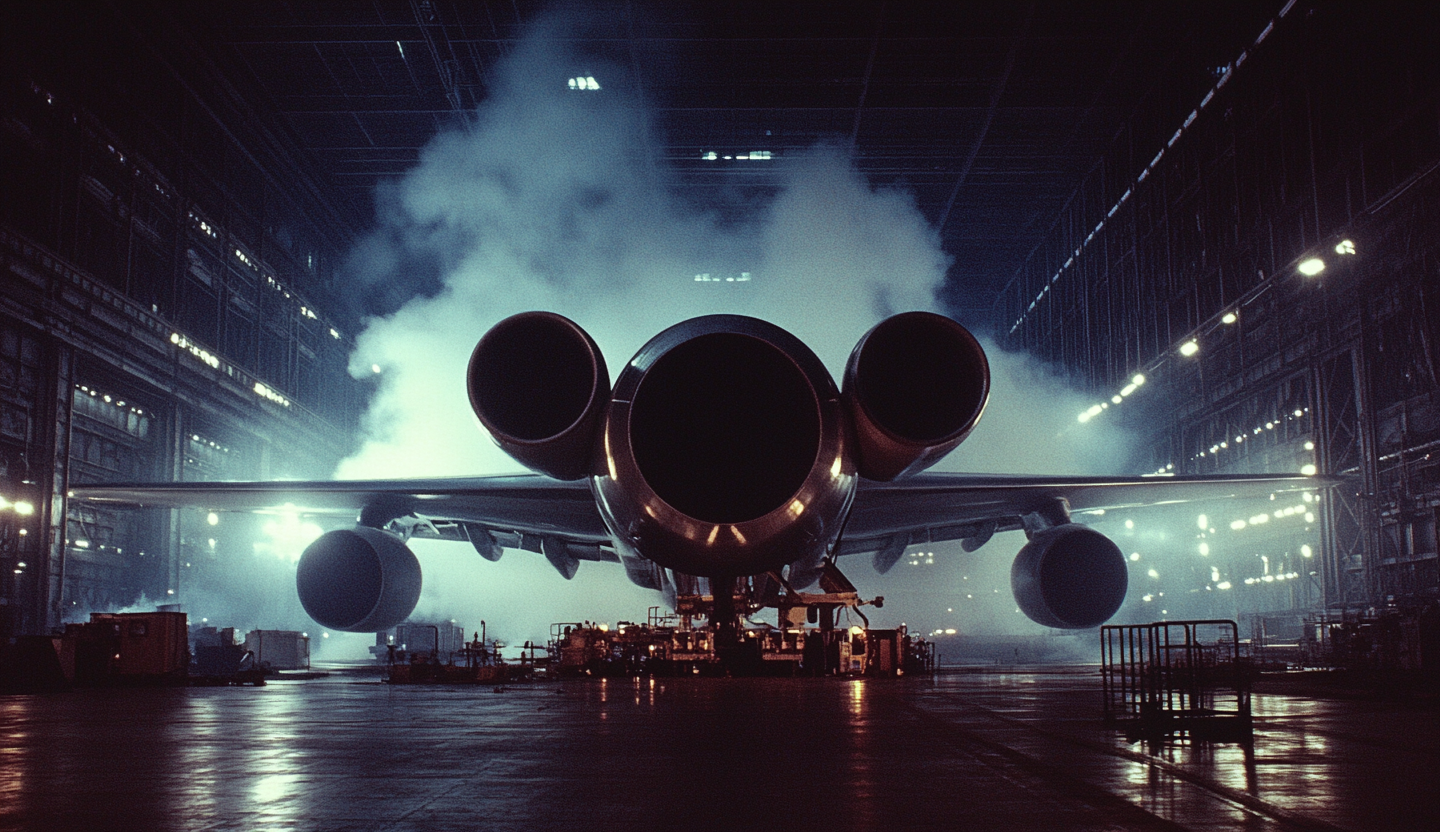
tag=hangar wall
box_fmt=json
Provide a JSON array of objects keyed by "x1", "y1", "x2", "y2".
[
  {"x1": 1000, "y1": 6, "x2": 1440, "y2": 618},
  {"x1": 0, "y1": 4, "x2": 368, "y2": 637}
]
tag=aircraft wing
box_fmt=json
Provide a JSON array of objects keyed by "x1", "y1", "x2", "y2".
[
  {"x1": 835, "y1": 472, "x2": 1331, "y2": 569},
  {"x1": 69, "y1": 475, "x2": 615, "y2": 559},
  {"x1": 73, "y1": 470, "x2": 1330, "y2": 567}
]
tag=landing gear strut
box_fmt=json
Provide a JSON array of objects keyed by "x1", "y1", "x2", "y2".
[{"x1": 707, "y1": 576, "x2": 763, "y2": 674}]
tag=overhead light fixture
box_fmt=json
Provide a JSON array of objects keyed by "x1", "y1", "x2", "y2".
[
  {"x1": 1297, "y1": 257, "x2": 1325, "y2": 276},
  {"x1": 1222, "y1": 311, "x2": 1237, "y2": 324},
  {"x1": 1335, "y1": 239, "x2": 1355, "y2": 255},
  {"x1": 1179, "y1": 340, "x2": 1200, "y2": 357}
]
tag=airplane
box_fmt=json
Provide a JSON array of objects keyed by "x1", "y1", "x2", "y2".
[{"x1": 72, "y1": 310, "x2": 1328, "y2": 636}]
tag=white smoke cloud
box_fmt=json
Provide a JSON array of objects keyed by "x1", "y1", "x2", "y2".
[{"x1": 325, "y1": 10, "x2": 1133, "y2": 651}]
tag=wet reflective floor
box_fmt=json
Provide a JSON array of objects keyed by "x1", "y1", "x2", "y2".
[{"x1": 1, "y1": 667, "x2": 1436, "y2": 831}]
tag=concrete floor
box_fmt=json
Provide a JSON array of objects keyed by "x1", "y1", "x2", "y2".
[{"x1": 0, "y1": 667, "x2": 1435, "y2": 831}]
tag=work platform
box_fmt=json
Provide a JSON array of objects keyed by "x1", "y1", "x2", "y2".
[{"x1": 1, "y1": 665, "x2": 1435, "y2": 831}]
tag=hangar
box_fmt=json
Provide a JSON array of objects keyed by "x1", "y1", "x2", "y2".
[{"x1": 1, "y1": 2, "x2": 1437, "y2": 829}]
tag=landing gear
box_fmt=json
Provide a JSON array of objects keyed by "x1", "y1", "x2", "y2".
[{"x1": 706, "y1": 576, "x2": 762, "y2": 674}]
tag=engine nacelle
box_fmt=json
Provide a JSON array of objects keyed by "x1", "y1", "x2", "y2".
[
  {"x1": 594, "y1": 314, "x2": 856, "y2": 578},
  {"x1": 467, "y1": 311, "x2": 611, "y2": 480},
  {"x1": 843, "y1": 311, "x2": 989, "y2": 481},
  {"x1": 296, "y1": 527, "x2": 422, "y2": 632},
  {"x1": 1010, "y1": 524, "x2": 1126, "y2": 629}
]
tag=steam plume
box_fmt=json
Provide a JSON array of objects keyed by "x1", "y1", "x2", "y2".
[{"x1": 323, "y1": 10, "x2": 1133, "y2": 651}]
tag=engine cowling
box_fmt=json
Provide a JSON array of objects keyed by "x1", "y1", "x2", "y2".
[
  {"x1": 296, "y1": 527, "x2": 422, "y2": 632},
  {"x1": 467, "y1": 311, "x2": 611, "y2": 480},
  {"x1": 594, "y1": 314, "x2": 856, "y2": 578},
  {"x1": 843, "y1": 311, "x2": 989, "y2": 481},
  {"x1": 1010, "y1": 524, "x2": 1127, "y2": 629}
]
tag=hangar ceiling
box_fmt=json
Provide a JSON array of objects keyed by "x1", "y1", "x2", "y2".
[{"x1": 166, "y1": 1, "x2": 1281, "y2": 324}]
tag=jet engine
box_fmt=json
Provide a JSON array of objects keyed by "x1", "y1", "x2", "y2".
[
  {"x1": 469, "y1": 310, "x2": 992, "y2": 582},
  {"x1": 1010, "y1": 524, "x2": 1127, "y2": 629},
  {"x1": 467, "y1": 311, "x2": 611, "y2": 480},
  {"x1": 843, "y1": 312, "x2": 990, "y2": 480},
  {"x1": 295, "y1": 526, "x2": 422, "y2": 632},
  {"x1": 595, "y1": 314, "x2": 854, "y2": 578}
]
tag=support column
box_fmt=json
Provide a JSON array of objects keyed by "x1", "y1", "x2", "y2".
[
  {"x1": 40, "y1": 340, "x2": 75, "y2": 633},
  {"x1": 1316, "y1": 345, "x2": 1375, "y2": 611}
]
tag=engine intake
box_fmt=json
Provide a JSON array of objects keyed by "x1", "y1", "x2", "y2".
[
  {"x1": 630, "y1": 331, "x2": 820, "y2": 524},
  {"x1": 595, "y1": 315, "x2": 854, "y2": 578},
  {"x1": 843, "y1": 312, "x2": 989, "y2": 481},
  {"x1": 296, "y1": 527, "x2": 422, "y2": 632},
  {"x1": 468, "y1": 311, "x2": 610, "y2": 480},
  {"x1": 1010, "y1": 524, "x2": 1126, "y2": 629}
]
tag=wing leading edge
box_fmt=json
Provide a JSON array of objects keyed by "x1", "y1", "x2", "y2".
[
  {"x1": 836, "y1": 471, "x2": 1333, "y2": 566},
  {"x1": 69, "y1": 474, "x2": 610, "y2": 548},
  {"x1": 73, "y1": 469, "x2": 1331, "y2": 561}
]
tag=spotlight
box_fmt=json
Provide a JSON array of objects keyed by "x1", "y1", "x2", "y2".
[{"x1": 1298, "y1": 257, "x2": 1325, "y2": 276}]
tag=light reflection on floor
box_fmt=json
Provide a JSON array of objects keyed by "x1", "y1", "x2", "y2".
[{"x1": 0, "y1": 668, "x2": 1434, "y2": 831}]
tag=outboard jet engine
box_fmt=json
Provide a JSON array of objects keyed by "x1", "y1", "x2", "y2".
[
  {"x1": 295, "y1": 527, "x2": 422, "y2": 632},
  {"x1": 1010, "y1": 524, "x2": 1127, "y2": 629}
]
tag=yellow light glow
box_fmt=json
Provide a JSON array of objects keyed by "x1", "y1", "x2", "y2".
[
  {"x1": 1179, "y1": 340, "x2": 1199, "y2": 357},
  {"x1": 604, "y1": 431, "x2": 619, "y2": 481},
  {"x1": 1222, "y1": 311, "x2": 1237, "y2": 324},
  {"x1": 1298, "y1": 257, "x2": 1325, "y2": 276}
]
